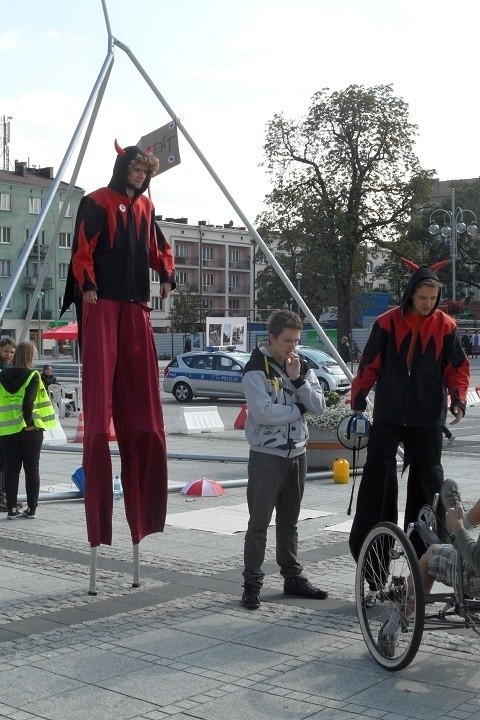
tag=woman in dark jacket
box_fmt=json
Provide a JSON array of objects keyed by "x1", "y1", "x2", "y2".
[{"x1": 0, "y1": 342, "x2": 55, "y2": 519}]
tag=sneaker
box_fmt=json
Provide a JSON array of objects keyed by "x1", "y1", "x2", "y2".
[
  {"x1": 365, "y1": 588, "x2": 379, "y2": 608},
  {"x1": 284, "y1": 576, "x2": 328, "y2": 600},
  {"x1": 22, "y1": 507, "x2": 36, "y2": 519},
  {"x1": 241, "y1": 583, "x2": 260, "y2": 610},
  {"x1": 0, "y1": 494, "x2": 18, "y2": 510},
  {"x1": 7, "y1": 507, "x2": 21, "y2": 520},
  {"x1": 378, "y1": 610, "x2": 400, "y2": 658},
  {"x1": 441, "y1": 479, "x2": 463, "y2": 510},
  {"x1": 447, "y1": 435, "x2": 455, "y2": 446}
]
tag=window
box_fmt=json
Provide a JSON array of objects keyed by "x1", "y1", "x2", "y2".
[
  {"x1": 59, "y1": 200, "x2": 72, "y2": 217},
  {"x1": 150, "y1": 269, "x2": 160, "y2": 283},
  {"x1": 366, "y1": 260, "x2": 373, "y2": 273},
  {"x1": 0, "y1": 193, "x2": 11, "y2": 211},
  {"x1": 365, "y1": 281, "x2": 373, "y2": 291},
  {"x1": 58, "y1": 232, "x2": 71, "y2": 249},
  {"x1": 229, "y1": 274, "x2": 239, "y2": 287},
  {"x1": 0, "y1": 227, "x2": 11, "y2": 244},
  {"x1": 229, "y1": 298, "x2": 240, "y2": 311},
  {"x1": 29, "y1": 197, "x2": 42, "y2": 214},
  {"x1": 0, "y1": 260, "x2": 11, "y2": 276},
  {"x1": 202, "y1": 272, "x2": 214, "y2": 287},
  {"x1": 203, "y1": 298, "x2": 213, "y2": 309},
  {"x1": 59, "y1": 295, "x2": 73, "y2": 311},
  {"x1": 177, "y1": 271, "x2": 187, "y2": 285},
  {"x1": 202, "y1": 246, "x2": 214, "y2": 261},
  {"x1": 59, "y1": 263, "x2": 69, "y2": 280},
  {"x1": 175, "y1": 243, "x2": 188, "y2": 257},
  {"x1": 215, "y1": 355, "x2": 243, "y2": 372},
  {"x1": 151, "y1": 296, "x2": 163, "y2": 310},
  {"x1": 184, "y1": 354, "x2": 213, "y2": 370},
  {"x1": 229, "y1": 248, "x2": 239, "y2": 265}
]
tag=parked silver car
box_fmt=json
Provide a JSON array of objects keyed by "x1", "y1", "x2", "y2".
[
  {"x1": 163, "y1": 350, "x2": 251, "y2": 402},
  {"x1": 295, "y1": 345, "x2": 351, "y2": 394}
]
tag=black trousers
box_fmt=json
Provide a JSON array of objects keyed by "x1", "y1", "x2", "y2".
[
  {"x1": 349, "y1": 422, "x2": 444, "y2": 561},
  {"x1": 3, "y1": 429, "x2": 43, "y2": 512}
]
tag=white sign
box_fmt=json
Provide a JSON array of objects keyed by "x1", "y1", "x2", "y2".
[
  {"x1": 205, "y1": 317, "x2": 247, "y2": 352},
  {"x1": 137, "y1": 121, "x2": 181, "y2": 175}
]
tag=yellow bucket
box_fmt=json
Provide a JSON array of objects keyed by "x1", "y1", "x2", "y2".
[{"x1": 332, "y1": 458, "x2": 350, "y2": 484}]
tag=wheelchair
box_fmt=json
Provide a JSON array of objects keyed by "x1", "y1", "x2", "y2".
[{"x1": 355, "y1": 493, "x2": 480, "y2": 671}]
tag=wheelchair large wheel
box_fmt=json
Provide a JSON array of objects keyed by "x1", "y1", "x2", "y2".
[{"x1": 355, "y1": 522, "x2": 425, "y2": 671}]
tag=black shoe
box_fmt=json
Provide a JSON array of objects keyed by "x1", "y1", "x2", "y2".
[
  {"x1": 241, "y1": 583, "x2": 260, "y2": 610},
  {"x1": 22, "y1": 507, "x2": 36, "y2": 519},
  {"x1": 284, "y1": 576, "x2": 328, "y2": 600},
  {"x1": 7, "y1": 507, "x2": 21, "y2": 520}
]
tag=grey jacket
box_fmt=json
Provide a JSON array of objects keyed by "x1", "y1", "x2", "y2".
[{"x1": 242, "y1": 343, "x2": 325, "y2": 458}]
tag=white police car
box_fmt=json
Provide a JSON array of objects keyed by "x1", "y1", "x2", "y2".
[{"x1": 163, "y1": 350, "x2": 251, "y2": 402}]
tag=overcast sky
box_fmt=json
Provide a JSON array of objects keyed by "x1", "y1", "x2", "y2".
[{"x1": 1, "y1": 0, "x2": 478, "y2": 228}]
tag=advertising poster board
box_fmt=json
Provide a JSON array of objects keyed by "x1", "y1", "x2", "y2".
[{"x1": 205, "y1": 317, "x2": 247, "y2": 352}]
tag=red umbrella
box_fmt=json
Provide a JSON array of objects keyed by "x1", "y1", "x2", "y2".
[
  {"x1": 42, "y1": 322, "x2": 78, "y2": 340},
  {"x1": 181, "y1": 477, "x2": 225, "y2": 497}
]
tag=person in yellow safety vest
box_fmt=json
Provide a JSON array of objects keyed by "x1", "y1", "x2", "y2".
[{"x1": 0, "y1": 341, "x2": 56, "y2": 520}]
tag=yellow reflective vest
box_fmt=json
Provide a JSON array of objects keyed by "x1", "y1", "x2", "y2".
[{"x1": 0, "y1": 370, "x2": 56, "y2": 436}]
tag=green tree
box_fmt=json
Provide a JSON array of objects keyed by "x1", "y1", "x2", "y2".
[
  {"x1": 256, "y1": 188, "x2": 337, "y2": 318},
  {"x1": 168, "y1": 286, "x2": 203, "y2": 334},
  {"x1": 261, "y1": 84, "x2": 434, "y2": 340}
]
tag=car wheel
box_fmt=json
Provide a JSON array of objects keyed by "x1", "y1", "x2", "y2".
[
  {"x1": 173, "y1": 382, "x2": 193, "y2": 403},
  {"x1": 318, "y1": 378, "x2": 330, "y2": 392}
]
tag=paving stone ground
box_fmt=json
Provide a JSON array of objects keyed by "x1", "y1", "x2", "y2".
[{"x1": 1, "y1": 387, "x2": 480, "y2": 719}]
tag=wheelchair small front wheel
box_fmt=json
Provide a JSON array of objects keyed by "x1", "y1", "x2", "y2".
[{"x1": 355, "y1": 521, "x2": 425, "y2": 671}]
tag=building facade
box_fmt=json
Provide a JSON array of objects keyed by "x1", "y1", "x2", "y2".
[
  {"x1": 153, "y1": 217, "x2": 257, "y2": 333},
  {"x1": 0, "y1": 162, "x2": 84, "y2": 348}
]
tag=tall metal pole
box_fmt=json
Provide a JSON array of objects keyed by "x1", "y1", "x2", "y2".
[{"x1": 451, "y1": 188, "x2": 457, "y2": 301}]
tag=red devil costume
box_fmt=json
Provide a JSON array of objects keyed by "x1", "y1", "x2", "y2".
[
  {"x1": 61, "y1": 141, "x2": 176, "y2": 547},
  {"x1": 349, "y1": 260, "x2": 470, "y2": 561}
]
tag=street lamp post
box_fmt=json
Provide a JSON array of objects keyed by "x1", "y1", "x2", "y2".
[
  {"x1": 428, "y1": 188, "x2": 477, "y2": 302},
  {"x1": 295, "y1": 272, "x2": 303, "y2": 316},
  {"x1": 37, "y1": 291, "x2": 44, "y2": 357}
]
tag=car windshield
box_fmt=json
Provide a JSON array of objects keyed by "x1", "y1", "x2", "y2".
[{"x1": 298, "y1": 347, "x2": 337, "y2": 365}]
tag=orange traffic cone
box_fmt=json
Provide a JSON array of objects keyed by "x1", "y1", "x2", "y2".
[
  {"x1": 108, "y1": 417, "x2": 117, "y2": 441},
  {"x1": 74, "y1": 412, "x2": 85, "y2": 443},
  {"x1": 234, "y1": 403, "x2": 248, "y2": 430}
]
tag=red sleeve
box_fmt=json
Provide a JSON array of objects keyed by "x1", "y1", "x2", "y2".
[
  {"x1": 149, "y1": 219, "x2": 176, "y2": 289},
  {"x1": 71, "y1": 195, "x2": 104, "y2": 292},
  {"x1": 351, "y1": 321, "x2": 386, "y2": 412}
]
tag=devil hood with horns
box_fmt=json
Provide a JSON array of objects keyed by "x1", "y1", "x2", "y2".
[
  {"x1": 399, "y1": 258, "x2": 449, "y2": 316},
  {"x1": 108, "y1": 142, "x2": 159, "y2": 197}
]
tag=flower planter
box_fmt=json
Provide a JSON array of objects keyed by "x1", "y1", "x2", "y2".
[{"x1": 306, "y1": 426, "x2": 367, "y2": 470}]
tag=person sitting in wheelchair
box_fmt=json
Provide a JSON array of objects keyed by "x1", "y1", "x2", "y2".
[
  {"x1": 379, "y1": 479, "x2": 480, "y2": 657},
  {"x1": 417, "y1": 479, "x2": 480, "y2": 601}
]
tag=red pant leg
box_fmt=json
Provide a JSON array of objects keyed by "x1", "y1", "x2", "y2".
[
  {"x1": 82, "y1": 299, "x2": 168, "y2": 546},
  {"x1": 113, "y1": 302, "x2": 168, "y2": 544},
  {"x1": 82, "y1": 300, "x2": 119, "y2": 546}
]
